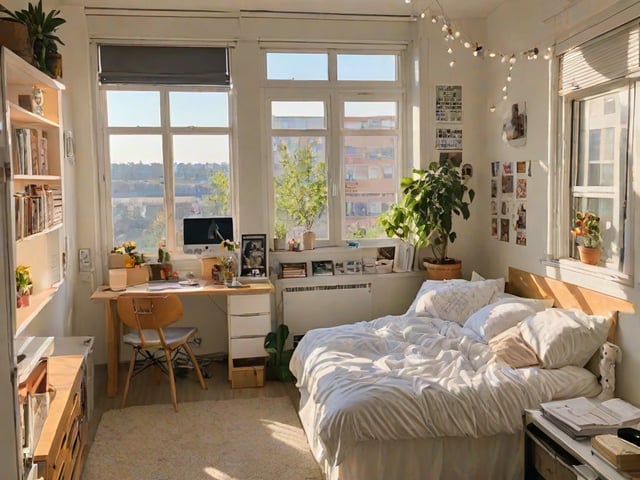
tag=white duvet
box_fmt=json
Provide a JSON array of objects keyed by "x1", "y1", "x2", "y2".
[{"x1": 290, "y1": 314, "x2": 600, "y2": 466}]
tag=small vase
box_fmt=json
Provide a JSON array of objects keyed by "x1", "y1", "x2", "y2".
[
  {"x1": 578, "y1": 246, "x2": 601, "y2": 265},
  {"x1": 223, "y1": 253, "x2": 238, "y2": 284},
  {"x1": 302, "y1": 231, "x2": 316, "y2": 250}
]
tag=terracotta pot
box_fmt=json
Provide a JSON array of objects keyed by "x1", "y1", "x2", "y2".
[
  {"x1": 46, "y1": 51, "x2": 62, "y2": 79},
  {"x1": 424, "y1": 259, "x2": 462, "y2": 280},
  {"x1": 302, "y1": 231, "x2": 316, "y2": 250},
  {"x1": 578, "y1": 246, "x2": 601, "y2": 265},
  {"x1": 17, "y1": 291, "x2": 30, "y2": 308}
]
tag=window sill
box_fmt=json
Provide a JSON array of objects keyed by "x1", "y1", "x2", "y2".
[{"x1": 541, "y1": 257, "x2": 633, "y2": 288}]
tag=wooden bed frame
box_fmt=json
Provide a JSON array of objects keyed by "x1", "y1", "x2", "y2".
[{"x1": 506, "y1": 267, "x2": 635, "y2": 344}]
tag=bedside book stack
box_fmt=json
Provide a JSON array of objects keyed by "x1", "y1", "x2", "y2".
[
  {"x1": 592, "y1": 434, "x2": 640, "y2": 475},
  {"x1": 540, "y1": 397, "x2": 640, "y2": 439}
]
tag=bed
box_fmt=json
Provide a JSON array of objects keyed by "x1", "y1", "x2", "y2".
[{"x1": 289, "y1": 267, "x2": 635, "y2": 480}]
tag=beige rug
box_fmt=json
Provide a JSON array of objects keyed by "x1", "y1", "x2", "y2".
[{"x1": 83, "y1": 397, "x2": 323, "y2": 480}]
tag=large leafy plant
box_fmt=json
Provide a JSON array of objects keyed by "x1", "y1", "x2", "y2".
[
  {"x1": 379, "y1": 160, "x2": 474, "y2": 264},
  {"x1": 274, "y1": 141, "x2": 327, "y2": 232},
  {"x1": 0, "y1": 0, "x2": 66, "y2": 75}
]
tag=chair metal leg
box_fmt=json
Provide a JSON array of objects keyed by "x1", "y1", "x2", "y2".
[
  {"x1": 164, "y1": 348, "x2": 178, "y2": 412},
  {"x1": 121, "y1": 347, "x2": 137, "y2": 409},
  {"x1": 183, "y1": 341, "x2": 208, "y2": 390}
]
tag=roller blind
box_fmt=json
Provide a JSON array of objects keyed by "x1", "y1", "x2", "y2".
[
  {"x1": 98, "y1": 45, "x2": 229, "y2": 85},
  {"x1": 559, "y1": 21, "x2": 640, "y2": 95}
]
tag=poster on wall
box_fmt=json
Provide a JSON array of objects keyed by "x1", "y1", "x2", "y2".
[
  {"x1": 502, "y1": 102, "x2": 527, "y2": 147},
  {"x1": 435, "y1": 85, "x2": 463, "y2": 122},
  {"x1": 436, "y1": 127, "x2": 463, "y2": 150}
]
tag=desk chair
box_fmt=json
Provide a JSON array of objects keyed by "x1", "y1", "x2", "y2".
[{"x1": 116, "y1": 293, "x2": 207, "y2": 411}]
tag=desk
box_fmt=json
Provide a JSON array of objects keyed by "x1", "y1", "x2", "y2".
[{"x1": 90, "y1": 281, "x2": 274, "y2": 397}]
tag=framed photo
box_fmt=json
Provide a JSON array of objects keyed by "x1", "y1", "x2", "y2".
[
  {"x1": 311, "y1": 260, "x2": 334, "y2": 276},
  {"x1": 240, "y1": 233, "x2": 267, "y2": 277}
]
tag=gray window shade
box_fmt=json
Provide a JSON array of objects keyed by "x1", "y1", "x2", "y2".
[
  {"x1": 98, "y1": 45, "x2": 229, "y2": 85},
  {"x1": 559, "y1": 21, "x2": 640, "y2": 95}
]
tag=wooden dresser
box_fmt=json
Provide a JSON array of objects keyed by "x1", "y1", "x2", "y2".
[{"x1": 34, "y1": 355, "x2": 87, "y2": 480}]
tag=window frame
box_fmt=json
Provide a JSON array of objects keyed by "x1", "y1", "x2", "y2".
[
  {"x1": 97, "y1": 83, "x2": 235, "y2": 258},
  {"x1": 263, "y1": 46, "x2": 405, "y2": 247},
  {"x1": 553, "y1": 78, "x2": 635, "y2": 284}
]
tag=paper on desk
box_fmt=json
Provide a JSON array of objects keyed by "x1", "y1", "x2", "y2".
[{"x1": 541, "y1": 397, "x2": 640, "y2": 430}]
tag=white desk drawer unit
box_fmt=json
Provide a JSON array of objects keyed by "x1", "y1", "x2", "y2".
[{"x1": 227, "y1": 293, "x2": 272, "y2": 388}]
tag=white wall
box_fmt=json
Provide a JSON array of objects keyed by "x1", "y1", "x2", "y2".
[{"x1": 481, "y1": 0, "x2": 640, "y2": 405}]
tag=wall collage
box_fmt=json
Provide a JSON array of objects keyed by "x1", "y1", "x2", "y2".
[{"x1": 491, "y1": 159, "x2": 530, "y2": 246}]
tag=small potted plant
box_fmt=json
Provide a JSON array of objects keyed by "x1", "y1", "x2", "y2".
[
  {"x1": 379, "y1": 159, "x2": 474, "y2": 279},
  {"x1": 274, "y1": 141, "x2": 327, "y2": 250},
  {"x1": 572, "y1": 210, "x2": 602, "y2": 265},
  {"x1": 16, "y1": 264, "x2": 32, "y2": 308},
  {"x1": 0, "y1": 0, "x2": 66, "y2": 77},
  {"x1": 273, "y1": 221, "x2": 288, "y2": 251}
]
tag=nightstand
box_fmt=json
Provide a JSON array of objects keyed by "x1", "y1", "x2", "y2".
[{"x1": 524, "y1": 409, "x2": 631, "y2": 480}]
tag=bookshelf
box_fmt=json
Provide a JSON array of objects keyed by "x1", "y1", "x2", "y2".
[{"x1": 1, "y1": 46, "x2": 66, "y2": 334}]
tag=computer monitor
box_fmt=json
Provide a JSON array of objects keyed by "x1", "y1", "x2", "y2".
[{"x1": 183, "y1": 216, "x2": 234, "y2": 256}]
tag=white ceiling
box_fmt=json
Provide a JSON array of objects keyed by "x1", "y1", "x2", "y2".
[{"x1": 79, "y1": 0, "x2": 509, "y2": 19}]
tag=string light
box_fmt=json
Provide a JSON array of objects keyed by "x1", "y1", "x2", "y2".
[{"x1": 410, "y1": 0, "x2": 553, "y2": 107}]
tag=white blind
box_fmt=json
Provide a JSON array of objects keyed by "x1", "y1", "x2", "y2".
[{"x1": 559, "y1": 21, "x2": 640, "y2": 95}]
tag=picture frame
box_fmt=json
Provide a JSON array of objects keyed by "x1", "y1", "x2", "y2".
[
  {"x1": 311, "y1": 260, "x2": 334, "y2": 276},
  {"x1": 240, "y1": 233, "x2": 267, "y2": 277}
]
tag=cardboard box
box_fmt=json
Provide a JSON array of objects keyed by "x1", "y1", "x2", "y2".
[
  {"x1": 108, "y1": 253, "x2": 128, "y2": 269},
  {"x1": 126, "y1": 266, "x2": 149, "y2": 286},
  {"x1": 231, "y1": 365, "x2": 265, "y2": 389}
]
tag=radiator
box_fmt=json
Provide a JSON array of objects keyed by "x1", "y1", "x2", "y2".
[{"x1": 282, "y1": 282, "x2": 372, "y2": 349}]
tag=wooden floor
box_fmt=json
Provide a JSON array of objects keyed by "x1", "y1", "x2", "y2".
[{"x1": 89, "y1": 358, "x2": 300, "y2": 447}]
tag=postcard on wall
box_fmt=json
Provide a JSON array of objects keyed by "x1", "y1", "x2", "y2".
[
  {"x1": 491, "y1": 179, "x2": 497, "y2": 198},
  {"x1": 435, "y1": 85, "x2": 463, "y2": 122},
  {"x1": 491, "y1": 217, "x2": 498, "y2": 239},
  {"x1": 439, "y1": 151, "x2": 462, "y2": 167},
  {"x1": 491, "y1": 161, "x2": 500, "y2": 177},
  {"x1": 516, "y1": 202, "x2": 527, "y2": 230},
  {"x1": 516, "y1": 178, "x2": 527, "y2": 199},
  {"x1": 502, "y1": 102, "x2": 527, "y2": 147},
  {"x1": 436, "y1": 127, "x2": 463, "y2": 150},
  {"x1": 516, "y1": 161, "x2": 527, "y2": 174},
  {"x1": 516, "y1": 230, "x2": 527, "y2": 246},
  {"x1": 500, "y1": 218, "x2": 510, "y2": 242},
  {"x1": 502, "y1": 175, "x2": 514, "y2": 194}
]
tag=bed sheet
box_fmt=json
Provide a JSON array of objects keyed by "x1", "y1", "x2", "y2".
[{"x1": 290, "y1": 314, "x2": 601, "y2": 467}]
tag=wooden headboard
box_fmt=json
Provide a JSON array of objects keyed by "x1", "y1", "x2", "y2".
[{"x1": 506, "y1": 267, "x2": 636, "y2": 344}]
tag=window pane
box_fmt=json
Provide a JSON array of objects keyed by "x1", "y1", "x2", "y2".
[
  {"x1": 344, "y1": 135, "x2": 397, "y2": 239},
  {"x1": 572, "y1": 197, "x2": 618, "y2": 268},
  {"x1": 344, "y1": 101, "x2": 397, "y2": 129},
  {"x1": 337, "y1": 54, "x2": 397, "y2": 81},
  {"x1": 106, "y1": 91, "x2": 160, "y2": 127},
  {"x1": 266, "y1": 53, "x2": 328, "y2": 80},
  {"x1": 169, "y1": 92, "x2": 229, "y2": 127},
  {"x1": 273, "y1": 136, "x2": 328, "y2": 240},
  {"x1": 271, "y1": 101, "x2": 326, "y2": 129},
  {"x1": 173, "y1": 135, "x2": 231, "y2": 246},
  {"x1": 110, "y1": 135, "x2": 164, "y2": 253}
]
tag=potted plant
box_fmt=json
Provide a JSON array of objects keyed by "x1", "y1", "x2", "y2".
[
  {"x1": 379, "y1": 159, "x2": 474, "y2": 279},
  {"x1": 16, "y1": 264, "x2": 32, "y2": 308},
  {"x1": 0, "y1": 0, "x2": 66, "y2": 77},
  {"x1": 572, "y1": 210, "x2": 602, "y2": 265},
  {"x1": 273, "y1": 221, "x2": 288, "y2": 251},
  {"x1": 274, "y1": 141, "x2": 327, "y2": 250},
  {"x1": 264, "y1": 323, "x2": 295, "y2": 381}
]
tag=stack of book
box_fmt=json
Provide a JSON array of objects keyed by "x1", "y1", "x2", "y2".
[
  {"x1": 280, "y1": 262, "x2": 307, "y2": 279},
  {"x1": 541, "y1": 397, "x2": 640, "y2": 439}
]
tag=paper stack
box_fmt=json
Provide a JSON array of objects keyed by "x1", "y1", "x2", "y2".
[{"x1": 540, "y1": 397, "x2": 640, "y2": 438}]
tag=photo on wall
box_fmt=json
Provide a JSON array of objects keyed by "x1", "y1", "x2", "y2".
[
  {"x1": 240, "y1": 233, "x2": 267, "y2": 277},
  {"x1": 502, "y1": 102, "x2": 527, "y2": 147}
]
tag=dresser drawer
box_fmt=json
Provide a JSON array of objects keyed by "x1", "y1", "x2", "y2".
[
  {"x1": 230, "y1": 337, "x2": 268, "y2": 359},
  {"x1": 229, "y1": 314, "x2": 271, "y2": 338},
  {"x1": 228, "y1": 294, "x2": 270, "y2": 315}
]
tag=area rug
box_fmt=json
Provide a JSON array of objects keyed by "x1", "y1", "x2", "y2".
[{"x1": 82, "y1": 397, "x2": 323, "y2": 480}]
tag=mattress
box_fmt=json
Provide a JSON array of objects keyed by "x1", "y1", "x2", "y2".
[{"x1": 290, "y1": 313, "x2": 601, "y2": 475}]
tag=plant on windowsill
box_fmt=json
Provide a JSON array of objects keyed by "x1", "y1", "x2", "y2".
[
  {"x1": 274, "y1": 141, "x2": 327, "y2": 250},
  {"x1": 16, "y1": 264, "x2": 32, "y2": 308},
  {"x1": 572, "y1": 210, "x2": 602, "y2": 266},
  {"x1": 379, "y1": 159, "x2": 474, "y2": 279},
  {"x1": 273, "y1": 221, "x2": 288, "y2": 251},
  {"x1": 0, "y1": 0, "x2": 66, "y2": 78}
]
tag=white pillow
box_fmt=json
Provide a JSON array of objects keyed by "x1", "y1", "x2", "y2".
[
  {"x1": 470, "y1": 271, "x2": 506, "y2": 303},
  {"x1": 464, "y1": 300, "x2": 543, "y2": 342},
  {"x1": 405, "y1": 279, "x2": 467, "y2": 314},
  {"x1": 497, "y1": 292, "x2": 555, "y2": 309},
  {"x1": 518, "y1": 308, "x2": 610, "y2": 368},
  {"x1": 415, "y1": 280, "x2": 498, "y2": 324}
]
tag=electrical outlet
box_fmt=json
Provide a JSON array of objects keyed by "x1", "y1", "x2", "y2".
[{"x1": 79, "y1": 248, "x2": 92, "y2": 271}]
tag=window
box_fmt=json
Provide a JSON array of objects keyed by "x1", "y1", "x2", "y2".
[
  {"x1": 102, "y1": 87, "x2": 232, "y2": 254},
  {"x1": 556, "y1": 21, "x2": 639, "y2": 277},
  {"x1": 266, "y1": 49, "x2": 403, "y2": 245}
]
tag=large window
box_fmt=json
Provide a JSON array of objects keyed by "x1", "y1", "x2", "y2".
[
  {"x1": 557, "y1": 21, "x2": 638, "y2": 277},
  {"x1": 102, "y1": 87, "x2": 232, "y2": 254},
  {"x1": 266, "y1": 49, "x2": 403, "y2": 245}
]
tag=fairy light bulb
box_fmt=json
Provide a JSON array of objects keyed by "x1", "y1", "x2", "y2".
[
  {"x1": 420, "y1": 12, "x2": 426, "y2": 18},
  {"x1": 503, "y1": 94, "x2": 508, "y2": 100},
  {"x1": 509, "y1": 54, "x2": 517, "y2": 64},
  {"x1": 431, "y1": 15, "x2": 438, "y2": 23},
  {"x1": 449, "y1": 60, "x2": 456, "y2": 68},
  {"x1": 489, "y1": 105, "x2": 496, "y2": 113},
  {"x1": 489, "y1": 51, "x2": 496, "y2": 58},
  {"x1": 463, "y1": 41, "x2": 471, "y2": 49},
  {"x1": 454, "y1": 31, "x2": 460, "y2": 38},
  {"x1": 447, "y1": 47, "x2": 453, "y2": 54},
  {"x1": 507, "y1": 75, "x2": 512, "y2": 82},
  {"x1": 502, "y1": 85, "x2": 507, "y2": 92}
]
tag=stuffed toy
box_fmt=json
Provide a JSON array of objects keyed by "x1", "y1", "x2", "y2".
[{"x1": 597, "y1": 342, "x2": 621, "y2": 400}]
